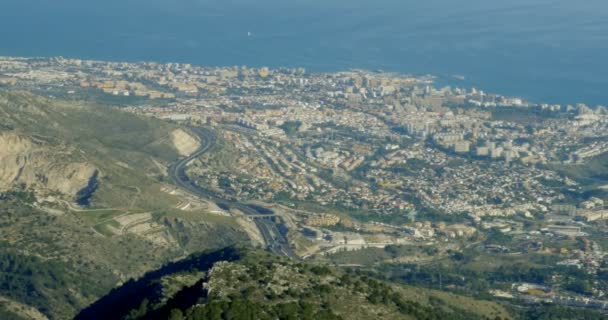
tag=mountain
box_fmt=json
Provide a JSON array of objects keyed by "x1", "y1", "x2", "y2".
[
  {"x1": 77, "y1": 246, "x2": 512, "y2": 320},
  {"x1": 0, "y1": 90, "x2": 185, "y2": 207},
  {"x1": 0, "y1": 131, "x2": 98, "y2": 202},
  {"x1": 0, "y1": 91, "x2": 249, "y2": 319}
]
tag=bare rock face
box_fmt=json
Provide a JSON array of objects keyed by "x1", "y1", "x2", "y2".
[
  {"x1": 171, "y1": 129, "x2": 200, "y2": 156},
  {"x1": 0, "y1": 132, "x2": 98, "y2": 200}
]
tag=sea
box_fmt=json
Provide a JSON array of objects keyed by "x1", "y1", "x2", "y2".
[{"x1": 1, "y1": 0, "x2": 607, "y2": 106}]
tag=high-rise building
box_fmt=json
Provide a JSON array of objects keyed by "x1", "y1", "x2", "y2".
[
  {"x1": 476, "y1": 146, "x2": 489, "y2": 156},
  {"x1": 454, "y1": 141, "x2": 470, "y2": 153}
]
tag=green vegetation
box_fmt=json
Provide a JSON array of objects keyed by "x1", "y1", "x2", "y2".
[
  {"x1": 0, "y1": 301, "x2": 28, "y2": 320},
  {"x1": 0, "y1": 187, "x2": 247, "y2": 320},
  {"x1": 490, "y1": 107, "x2": 565, "y2": 125},
  {"x1": 0, "y1": 245, "x2": 110, "y2": 319},
  {"x1": 0, "y1": 308, "x2": 26, "y2": 320},
  {"x1": 78, "y1": 209, "x2": 125, "y2": 225},
  {"x1": 77, "y1": 246, "x2": 513, "y2": 320},
  {"x1": 0, "y1": 90, "x2": 181, "y2": 209},
  {"x1": 279, "y1": 121, "x2": 302, "y2": 135},
  {"x1": 523, "y1": 305, "x2": 608, "y2": 320},
  {"x1": 547, "y1": 153, "x2": 608, "y2": 188},
  {"x1": 327, "y1": 245, "x2": 439, "y2": 266},
  {"x1": 0, "y1": 91, "x2": 249, "y2": 319},
  {"x1": 180, "y1": 299, "x2": 341, "y2": 320},
  {"x1": 321, "y1": 239, "x2": 608, "y2": 319}
]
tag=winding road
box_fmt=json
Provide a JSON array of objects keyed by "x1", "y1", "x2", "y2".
[{"x1": 168, "y1": 127, "x2": 295, "y2": 258}]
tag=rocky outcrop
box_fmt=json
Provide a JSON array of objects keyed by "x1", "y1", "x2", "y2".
[
  {"x1": 0, "y1": 132, "x2": 98, "y2": 200},
  {"x1": 171, "y1": 129, "x2": 200, "y2": 156},
  {"x1": 0, "y1": 296, "x2": 49, "y2": 320}
]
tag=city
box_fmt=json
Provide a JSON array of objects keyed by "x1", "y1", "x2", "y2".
[{"x1": 1, "y1": 55, "x2": 608, "y2": 314}]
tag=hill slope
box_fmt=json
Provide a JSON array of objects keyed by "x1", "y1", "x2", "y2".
[
  {"x1": 0, "y1": 131, "x2": 98, "y2": 202},
  {"x1": 0, "y1": 91, "x2": 248, "y2": 319},
  {"x1": 0, "y1": 90, "x2": 184, "y2": 208},
  {"x1": 77, "y1": 246, "x2": 512, "y2": 320}
]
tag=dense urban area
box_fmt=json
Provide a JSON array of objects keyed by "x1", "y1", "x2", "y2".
[{"x1": 1, "y1": 56, "x2": 608, "y2": 316}]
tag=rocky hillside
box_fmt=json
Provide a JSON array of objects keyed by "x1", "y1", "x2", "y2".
[
  {"x1": 0, "y1": 90, "x2": 200, "y2": 208},
  {"x1": 0, "y1": 132, "x2": 98, "y2": 202},
  {"x1": 77, "y1": 247, "x2": 512, "y2": 320},
  {"x1": 0, "y1": 91, "x2": 250, "y2": 319},
  {"x1": 171, "y1": 129, "x2": 201, "y2": 157}
]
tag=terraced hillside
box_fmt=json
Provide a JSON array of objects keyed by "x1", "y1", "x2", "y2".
[{"x1": 0, "y1": 91, "x2": 249, "y2": 319}]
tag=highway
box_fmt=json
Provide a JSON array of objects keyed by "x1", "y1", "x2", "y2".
[{"x1": 168, "y1": 127, "x2": 295, "y2": 258}]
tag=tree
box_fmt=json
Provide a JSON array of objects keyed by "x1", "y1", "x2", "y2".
[
  {"x1": 126, "y1": 299, "x2": 149, "y2": 320},
  {"x1": 168, "y1": 309, "x2": 184, "y2": 320}
]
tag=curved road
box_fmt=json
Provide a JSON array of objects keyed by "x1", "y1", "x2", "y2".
[{"x1": 168, "y1": 127, "x2": 295, "y2": 258}]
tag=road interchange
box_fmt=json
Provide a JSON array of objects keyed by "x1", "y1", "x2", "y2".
[{"x1": 168, "y1": 127, "x2": 295, "y2": 258}]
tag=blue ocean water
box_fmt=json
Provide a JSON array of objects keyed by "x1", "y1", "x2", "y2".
[{"x1": 1, "y1": 0, "x2": 607, "y2": 105}]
